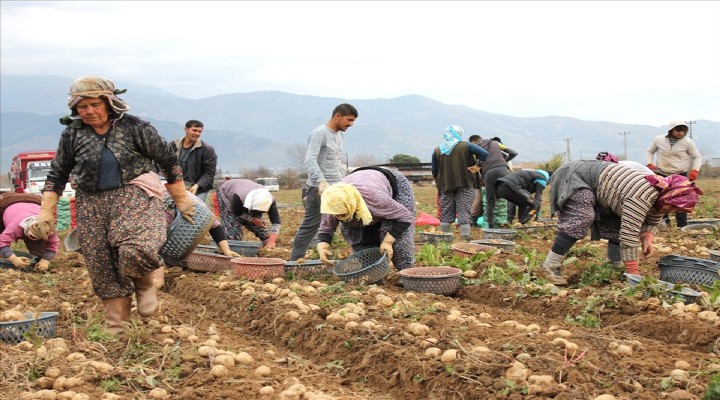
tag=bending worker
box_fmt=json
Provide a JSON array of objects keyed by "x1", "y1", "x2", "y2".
[{"x1": 316, "y1": 167, "x2": 415, "y2": 271}]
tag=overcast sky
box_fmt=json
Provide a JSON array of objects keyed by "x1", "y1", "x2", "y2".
[{"x1": 2, "y1": 1, "x2": 719, "y2": 127}]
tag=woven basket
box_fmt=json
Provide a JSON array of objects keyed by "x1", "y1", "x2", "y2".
[
  {"x1": 481, "y1": 228, "x2": 517, "y2": 240},
  {"x1": 231, "y1": 257, "x2": 285, "y2": 280},
  {"x1": 333, "y1": 248, "x2": 389, "y2": 284},
  {"x1": 159, "y1": 194, "x2": 215, "y2": 260},
  {"x1": 418, "y1": 232, "x2": 453, "y2": 244},
  {"x1": 186, "y1": 252, "x2": 235, "y2": 272},
  {"x1": 284, "y1": 260, "x2": 332, "y2": 275},
  {"x1": 657, "y1": 254, "x2": 719, "y2": 286},
  {"x1": 514, "y1": 224, "x2": 555, "y2": 233},
  {"x1": 624, "y1": 273, "x2": 700, "y2": 304},
  {"x1": 63, "y1": 228, "x2": 81, "y2": 252},
  {"x1": 451, "y1": 242, "x2": 500, "y2": 258},
  {"x1": 680, "y1": 223, "x2": 718, "y2": 236},
  {"x1": 0, "y1": 251, "x2": 38, "y2": 271},
  {"x1": 0, "y1": 312, "x2": 59, "y2": 344},
  {"x1": 195, "y1": 244, "x2": 219, "y2": 254},
  {"x1": 687, "y1": 218, "x2": 720, "y2": 227},
  {"x1": 399, "y1": 267, "x2": 462, "y2": 296},
  {"x1": 227, "y1": 240, "x2": 262, "y2": 257},
  {"x1": 709, "y1": 250, "x2": 720, "y2": 262},
  {"x1": 471, "y1": 239, "x2": 516, "y2": 253}
]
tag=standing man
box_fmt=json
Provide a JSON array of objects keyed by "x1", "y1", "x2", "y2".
[
  {"x1": 290, "y1": 103, "x2": 358, "y2": 261},
  {"x1": 646, "y1": 121, "x2": 702, "y2": 228},
  {"x1": 170, "y1": 120, "x2": 218, "y2": 201}
]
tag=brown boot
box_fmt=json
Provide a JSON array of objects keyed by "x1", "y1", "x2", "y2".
[
  {"x1": 102, "y1": 297, "x2": 132, "y2": 335},
  {"x1": 133, "y1": 271, "x2": 159, "y2": 317}
]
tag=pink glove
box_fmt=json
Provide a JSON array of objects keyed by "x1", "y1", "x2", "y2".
[
  {"x1": 263, "y1": 233, "x2": 279, "y2": 249},
  {"x1": 250, "y1": 218, "x2": 265, "y2": 228},
  {"x1": 647, "y1": 163, "x2": 656, "y2": 172},
  {"x1": 624, "y1": 260, "x2": 640, "y2": 275},
  {"x1": 688, "y1": 170, "x2": 698, "y2": 181}
]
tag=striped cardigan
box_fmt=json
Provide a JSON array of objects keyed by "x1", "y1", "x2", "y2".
[{"x1": 550, "y1": 161, "x2": 663, "y2": 261}]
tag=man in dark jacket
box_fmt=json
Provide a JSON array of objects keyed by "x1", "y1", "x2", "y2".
[
  {"x1": 496, "y1": 169, "x2": 549, "y2": 224},
  {"x1": 170, "y1": 120, "x2": 218, "y2": 200}
]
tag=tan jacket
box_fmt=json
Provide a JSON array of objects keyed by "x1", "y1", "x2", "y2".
[{"x1": 645, "y1": 134, "x2": 701, "y2": 175}]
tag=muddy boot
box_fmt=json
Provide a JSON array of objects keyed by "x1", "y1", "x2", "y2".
[
  {"x1": 152, "y1": 267, "x2": 165, "y2": 290},
  {"x1": 537, "y1": 250, "x2": 568, "y2": 286},
  {"x1": 102, "y1": 297, "x2": 132, "y2": 335},
  {"x1": 133, "y1": 271, "x2": 159, "y2": 317},
  {"x1": 607, "y1": 242, "x2": 623, "y2": 270},
  {"x1": 460, "y1": 224, "x2": 471, "y2": 241}
]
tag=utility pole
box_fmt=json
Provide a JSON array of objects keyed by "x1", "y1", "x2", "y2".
[
  {"x1": 563, "y1": 138, "x2": 572, "y2": 162},
  {"x1": 618, "y1": 131, "x2": 630, "y2": 160},
  {"x1": 685, "y1": 120, "x2": 696, "y2": 139}
]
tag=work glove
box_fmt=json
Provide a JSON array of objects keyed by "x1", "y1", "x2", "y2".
[
  {"x1": 189, "y1": 184, "x2": 199, "y2": 195},
  {"x1": 249, "y1": 217, "x2": 265, "y2": 228},
  {"x1": 317, "y1": 242, "x2": 335, "y2": 266},
  {"x1": 35, "y1": 259, "x2": 50, "y2": 272},
  {"x1": 263, "y1": 233, "x2": 279, "y2": 249},
  {"x1": 30, "y1": 191, "x2": 60, "y2": 241},
  {"x1": 467, "y1": 165, "x2": 481, "y2": 174},
  {"x1": 218, "y1": 240, "x2": 241, "y2": 257},
  {"x1": 318, "y1": 180, "x2": 329, "y2": 196},
  {"x1": 166, "y1": 181, "x2": 196, "y2": 223},
  {"x1": 647, "y1": 163, "x2": 656, "y2": 172},
  {"x1": 379, "y1": 233, "x2": 395, "y2": 264},
  {"x1": 623, "y1": 260, "x2": 640, "y2": 275},
  {"x1": 8, "y1": 254, "x2": 32, "y2": 268},
  {"x1": 639, "y1": 231, "x2": 655, "y2": 258},
  {"x1": 688, "y1": 170, "x2": 698, "y2": 181}
]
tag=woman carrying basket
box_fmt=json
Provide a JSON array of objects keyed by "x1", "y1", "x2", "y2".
[{"x1": 316, "y1": 167, "x2": 415, "y2": 271}]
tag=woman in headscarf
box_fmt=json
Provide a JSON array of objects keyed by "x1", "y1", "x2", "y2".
[
  {"x1": 431, "y1": 125, "x2": 489, "y2": 241},
  {"x1": 0, "y1": 193, "x2": 58, "y2": 272},
  {"x1": 537, "y1": 160, "x2": 702, "y2": 286},
  {"x1": 33, "y1": 75, "x2": 195, "y2": 335},
  {"x1": 495, "y1": 169, "x2": 550, "y2": 225},
  {"x1": 215, "y1": 179, "x2": 281, "y2": 248},
  {"x1": 316, "y1": 167, "x2": 415, "y2": 271}
]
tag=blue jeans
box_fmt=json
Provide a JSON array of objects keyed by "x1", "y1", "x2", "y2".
[{"x1": 290, "y1": 185, "x2": 321, "y2": 260}]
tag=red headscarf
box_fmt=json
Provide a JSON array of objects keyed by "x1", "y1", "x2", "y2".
[{"x1": 645, "y1": 174, "x2": 703, "y2": 212}]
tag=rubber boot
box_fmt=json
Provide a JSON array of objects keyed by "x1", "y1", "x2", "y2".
[
  {"x1": 152, "y1": 267, "x2": 165, "y2": 290},
  {"x1": 537, "y1": 250, "x2": 568, "y2": 286},
  {"x1": 460, "y1": 224, "x2": 471, "y2": 241},
  {"x1": 607, "y1": 242, "x2": 623, "y2": 270},
  {"x1": 439, "y1": 222, "x2": 452, "y2": 233},
  {"x1": 133, "y1": 271, "x2": 159, "y2": 317},
  {"x1": 102, "y1": 297, "x2": 132, "y2": 335}
]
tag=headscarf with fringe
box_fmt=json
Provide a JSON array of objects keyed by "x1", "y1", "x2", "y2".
[
  {"x1": 320, "y1": 183, "x2": 373, "y2": 226},
  {"x1": 438, "y1": 125, "x2": 464, "y2": 155},
  {"x1": 645, "y1": 174, "x2": 703, "y2": 212},
  {"x1": 67, "y1": 75, "x2": 130, "y2": 116}
]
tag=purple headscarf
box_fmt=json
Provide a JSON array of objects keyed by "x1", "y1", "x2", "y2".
[{"x1": 645, "y1": 174, "x2": 703, "y2": 212}]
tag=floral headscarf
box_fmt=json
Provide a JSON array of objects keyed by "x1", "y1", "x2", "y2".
[
  {"x1": 438, "y1": 125, "x2": 464, "y2": 155},
  {"x1": 320, "y1": 183, "x2": 373, "y2": 226},
  {"x1": 645, "y1": 174, "x2": 703, "y2": 212},
  {"x1": 596, "y1": 152, "x2": 619, "y2": 163}
]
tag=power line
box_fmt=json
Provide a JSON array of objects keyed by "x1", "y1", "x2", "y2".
[
  {"x1": 563, "y1": 138, "x2": 572, "y2": 162},
  {"x1": 685, "y1": 120, "x2": 696, "y2": 139},
  {"x1": 618, "y1": 131, "x2": 630, "y2": 160}
]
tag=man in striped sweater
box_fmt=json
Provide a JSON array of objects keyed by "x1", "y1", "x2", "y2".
[{"x1": 538, "y1": 160, "x2": 702, "y2": 286}]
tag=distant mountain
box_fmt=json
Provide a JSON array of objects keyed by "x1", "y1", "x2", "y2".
[{"x1": 1, "y1": 75, "x2": 718, "y2": 172}]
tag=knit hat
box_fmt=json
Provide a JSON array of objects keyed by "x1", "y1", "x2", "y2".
[{"x1": 67, "y1": 75, "x2": 130, "y2": 115}]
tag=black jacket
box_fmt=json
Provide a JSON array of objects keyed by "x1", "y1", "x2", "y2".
[{"x1": 170, "y1": 139, "x2": 218, "y2": 195}]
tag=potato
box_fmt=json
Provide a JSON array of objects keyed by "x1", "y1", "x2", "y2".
[
  {"x1": 407, "y1": 322, "x2": 430, "y2": 336},
  {"x1": 210, "y1": 365, "x2": 228, "y2": 378},
  {"x1": 148, "y1": 388, "x2": 168, "y2": 399},
  {"x1": 214, "y1": 354, "x2": 235, "y2": 368},
  {"x1": 254, "y1": 365, "x2": 272, "y2": 376},
  {"x1": 259, "y1": 386, "x2": 274, "y2": 395},
  {"x1": 425, "y1": 347, "x2": 442, "y2": 358},
  {"x1": 0, "y1": 309, "x2": 25, "y2": 322},
  {"x1": 440, "y1": 349, "x2": 458, "y2": 363}
]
